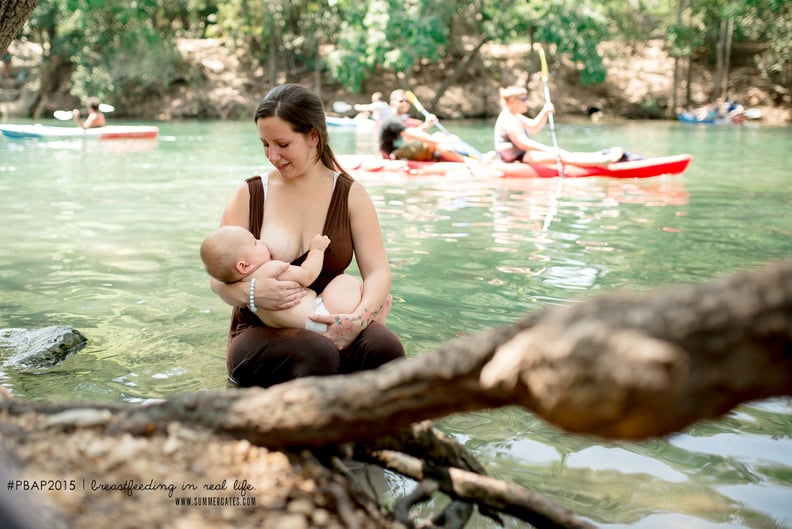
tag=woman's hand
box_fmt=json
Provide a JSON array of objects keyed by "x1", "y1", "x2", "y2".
[
  {"x1": 210, "y1": 264, "x2": 306, "y2": 311},
  {"x1": 309, "y1": 312, "x2": 365, "y2": 351},
  {"x1": 252, "y1": 274, "x2": 307, "y2": 311}
]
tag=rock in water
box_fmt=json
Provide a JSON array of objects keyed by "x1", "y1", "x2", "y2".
[{"x1": 0, "y1": 326, "x2": 87, "y2": 370}]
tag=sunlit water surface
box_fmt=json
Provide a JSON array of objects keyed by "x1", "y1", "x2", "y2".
[{"x1": 1, "y1": 117, "x2": 790, "y2": 528}]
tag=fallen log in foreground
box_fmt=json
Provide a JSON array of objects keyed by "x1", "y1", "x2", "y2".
[
  {"x1": 1, "y1": 259, "x2": 789, "y2": 529},
  {"x1": 100, "y1": 259, "x2": 791, "y2": 444}
]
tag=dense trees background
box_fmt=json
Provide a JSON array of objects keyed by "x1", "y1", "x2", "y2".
[{"x1": 5, "y1": 0, "x2": 792, "y2": 117}]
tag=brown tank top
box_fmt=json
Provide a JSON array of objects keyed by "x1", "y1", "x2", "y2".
[{"x1": 228, "y1": 172, "x2": 355, "y2": 336}]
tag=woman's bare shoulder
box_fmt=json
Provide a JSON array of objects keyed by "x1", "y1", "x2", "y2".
[{"x1": 220, "y1": 180, "x2": 253, "y2": 227}]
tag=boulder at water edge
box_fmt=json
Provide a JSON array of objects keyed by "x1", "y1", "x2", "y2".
[{"x1": 0, "y1": 326, "x2": 87, "y2": 370}]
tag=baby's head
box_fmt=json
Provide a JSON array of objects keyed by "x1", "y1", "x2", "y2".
[{"x1": 200, "y1": 226, "x2": 271, "y2": 283}]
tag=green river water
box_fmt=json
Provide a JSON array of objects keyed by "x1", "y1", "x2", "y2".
[{"x1": 1, "y1": 117, "x2": 790, "y2": 528}]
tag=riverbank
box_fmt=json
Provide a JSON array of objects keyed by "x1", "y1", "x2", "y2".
[
  {"x1": 0, "y1": 389, "x2": 392, "y2": 529},
  {"x1": 156, "y1": 38, "x2": 792, "y2": 126},
  {"x1": 1, "y1": 38, "x2": 790, "y2": 125}
]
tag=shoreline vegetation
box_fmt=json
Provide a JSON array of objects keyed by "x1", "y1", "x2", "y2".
[
  {"x1": 2, "y1": 37, "x2": 790, "y2": 126},
  {"x1": 2, "y1": 1, "x2": 790, "y2": 127}
]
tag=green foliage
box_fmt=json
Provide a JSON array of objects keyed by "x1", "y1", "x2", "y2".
[
  {"x1": 326, "y1": 0, "x2": 448, "y2": 92},
  {"x1": 655, "y1": 0, "x2": 791, "y2": 88},
  {"x1": 535, "y1": 1, "x2": 611, "y2": 84},
  {"x1": 477, "y1": 1, "x2": 611, "y2": 85},
  {"x1": 26, "y1": 0, "x2": 194, "y2": 105},
  {"x1": 215, "y1": 0, "x2": 337, "y2": 80},
  {"x1": 640, "y1": 96, "x2": 664, "y2": 118},
  {"x1": 324, "y1": 1, "x2": 377, "y2": 93},
  {"x1": 737, "y1": 0, "x2": 792, "y2": 84},
  {"x1": 20, "y1": 0, "x2": 792, "y2": 103}
]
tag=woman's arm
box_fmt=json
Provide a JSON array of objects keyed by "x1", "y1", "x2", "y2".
[
  {"x1": 347, "y1": 182, "x2": 392, "y2": 321},
  {"x1": 211, "y1": 262, "x2": 297, "y2": 311},
  {"x1": 505, "y1": 108, "x2": 555, "y2": 153},
  {"x1": 311, "y1": 181, "x2": 392, "y2": 349},
  {"x1": 401, "y1": 115, "x2": 455, "y2": 147},
  {"x1": 523, "y1": 102, "x2": 553, "y2": 132}
]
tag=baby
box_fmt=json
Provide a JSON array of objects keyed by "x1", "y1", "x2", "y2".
[{"x1": 200, "y1": 225, "x2": 363, "y2": 333}]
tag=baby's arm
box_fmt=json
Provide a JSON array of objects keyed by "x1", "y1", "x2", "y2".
[
  {"x1": 249, "y1": 260, "x2": 292, "y2": 282},
  {"x1": 269, "y1": 235, "x2": 330, "y2": 287}
]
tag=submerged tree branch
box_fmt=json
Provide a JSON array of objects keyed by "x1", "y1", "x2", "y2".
[
  {"x1": 373, "y1": 449, "x2": 595, "y2": 529},
  {"x1": 2, "y1": 260, "x2": 789, "y2": 529},
  {"x1": 481, "y1": 258, "x2": 792, "y2": 438},
  {"x1": 84, "y1": 259, "x2": 792, "y2": 445},
  {"x1": 4, "y1": 261, "x2": 787, "y2": 445}
]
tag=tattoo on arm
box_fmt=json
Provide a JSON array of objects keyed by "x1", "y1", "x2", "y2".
[{"x1": 332, "y1": 302, "x2": 386, "y2": 331}]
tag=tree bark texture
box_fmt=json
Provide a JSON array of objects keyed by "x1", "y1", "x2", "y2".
[
  {"x1": 0, "y1": 0, "x2": 38, "y2": 55},
  {"x1": 83, "y1": 259, "x2": 792, "y2": 446},
  {"x1": 431, "y1": 33, "x2": 489, "y2": 113}
]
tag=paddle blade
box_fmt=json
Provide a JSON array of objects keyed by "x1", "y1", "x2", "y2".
[
  {"x1": 98, "y1": 103, "x2": 115, "y2": 113},
  {"x1": 404, "y1": 90, "x2": 426, "y2": 114},
  {"x1": 332, "y1": 101, "x2": 352, "y2": 114},
  {"x1": 53, "y1": 110, "x2": 73, "y2": 121},
  {"x1": 538, "y1": 46, "x2": 549, "y2": 82}
]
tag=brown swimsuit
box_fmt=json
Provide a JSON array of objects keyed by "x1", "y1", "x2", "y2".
[{"x1": 225, "y1": 173, "x2": 405, "y2": 387}]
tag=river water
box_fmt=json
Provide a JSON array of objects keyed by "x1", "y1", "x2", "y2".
[{"x1": 1, "y1": 117, "x2": 790, "y2": 528}]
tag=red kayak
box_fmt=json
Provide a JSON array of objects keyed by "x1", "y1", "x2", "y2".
[{"x1": 337, "y1": 153, "x2": 692, "y2": 179}]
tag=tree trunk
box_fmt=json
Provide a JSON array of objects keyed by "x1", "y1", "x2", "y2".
[
  {"x1": 670, "y1": 0, "x2": 683, "y2": 116},
  {"x1": 671, "y1": 53, "x2": 679, "y2": 116},
  {"x1": 32, "y1": 52, "x2": 74, "y2": 118},
  {"x1": 61, "y1": 258, "x2": 789, "y2": 445},
  {"x1": 722, "y1": 18, "x2": 734, "y2": 98},
  {"x1": 0, "y1": 0, "x2": 38, "y2": 55},
  {"x1": 4, "y1": 261, "x2": 788, "y2": 445},
  {"x1": 431, "y1": 33, "x2": 488, "y2": 113},
  {"x1": 714, "y1": 18, "x2": 726, "y2": 100}
]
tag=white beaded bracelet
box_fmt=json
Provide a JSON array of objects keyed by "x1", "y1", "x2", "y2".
[{"x1": 249, "y1": 277, "x2": 258, "y2": 313}]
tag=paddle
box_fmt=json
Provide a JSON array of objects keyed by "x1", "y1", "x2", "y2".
[
  {"x1": 403, "y1": 90, "x2": 482, "y2": 160},
  {"x1": 331, "y1": 101, "x2": 352, "y2": 114},
  {"x1": 53, "y1": 103, "x2": 115, "y2": 121},
  {"x1": 538, "y1": 46, "x2": 564, "y2": 178}
]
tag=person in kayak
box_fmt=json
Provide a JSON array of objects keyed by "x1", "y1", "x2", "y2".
[
  {"x1": 378, "y1": 89, "x2": 464, "y2": 162},
  {"x1": 201, "y1": 225, "x2": 382, "y2": 335},
  {"x1": 209, "y1": 83, "x2": 404, "y2": 388},
  {"x1": 72, "y1": 97, "x2": 106, "y2": 129},
  {"x1": 494, "y1": 86, "x2": 623, "y2": 166},
  {"x1": 353, "y1": 91, "x2": 389, "y2": 121}
]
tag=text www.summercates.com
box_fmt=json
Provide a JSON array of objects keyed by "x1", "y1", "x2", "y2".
[{"x1": 175, "y1": 495, "x2": 256, "y2": 507}]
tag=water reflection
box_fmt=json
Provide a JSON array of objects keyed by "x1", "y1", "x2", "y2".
[
  {"x1": 375, "y1": 173, "x2": 690, "y2": 305},
  {"x1": 39, "y1": 138, "x2": 160, "y2": 154}
]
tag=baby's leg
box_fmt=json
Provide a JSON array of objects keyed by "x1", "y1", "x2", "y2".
[
  {"x1": 321, "y1": 274, "x2": 363, "y2": 314},
  {"x1": 322, "y1": 274, "x2": 392, "y2": 324}
]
